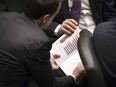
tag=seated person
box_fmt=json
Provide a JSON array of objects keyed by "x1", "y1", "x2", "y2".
[
  {"x1": 93, "y1": 21, "x2": 116, "y2": 87},
  {"x1": 0, "y1": 0, "x2": 84, "y2": 87},
  {"x1": 44, "y1": 0, "x2": 116, "y2": 37}
]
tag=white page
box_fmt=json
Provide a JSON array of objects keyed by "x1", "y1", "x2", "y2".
[
  {"x1": 50, "y1": 27, "x2": 83, "y2": 75},
  {"x1": 60, "y1": 50, "x2": 82, "y2": 75}
]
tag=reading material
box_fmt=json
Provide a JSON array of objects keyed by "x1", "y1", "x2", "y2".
[{"x1": 50, "y1": 27, "x2": 83, "y2": 75}]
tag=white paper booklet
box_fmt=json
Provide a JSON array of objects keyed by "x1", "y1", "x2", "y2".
[{"x1": 50, "y1": 27, "x2": 83, "y2": 75}]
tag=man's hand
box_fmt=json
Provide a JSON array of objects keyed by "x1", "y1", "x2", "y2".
[
  {"x1": 58, "y1": 19, "x2": 78, "y2": 35},
  {"x1": 72, "y1": 63, "x2": 85, "y2": 80},
  {"x1": 50, "y1": 54, "x2": 60, "y2": 70}
]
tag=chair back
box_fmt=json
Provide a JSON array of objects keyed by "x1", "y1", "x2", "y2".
[{"x1": 77, "y1": 29, "x2": 107, "y2": 87}]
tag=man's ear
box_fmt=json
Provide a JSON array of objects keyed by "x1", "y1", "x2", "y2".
[
  {"x1": 43, "y1": 14, "x2": 50, "y2": 24},
  {"x1": 34, "y1": 14, "x2": 51, "y2": 27}
]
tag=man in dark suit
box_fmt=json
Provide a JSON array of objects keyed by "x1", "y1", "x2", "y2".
[
  {"x1": 44, "y1": 0, "x2": 116, "y2": 37},
  {"x1": 93, "y1": 21, "x2": 116, "y2": 87},
  {"x1": 0, "y1": 0, "x2": 85, "y2": 87}
]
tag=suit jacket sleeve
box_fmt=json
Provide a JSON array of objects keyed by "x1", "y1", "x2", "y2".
[
  {"x1": 44, "y1": 22, "x2": 59, "y2": 37},
  {"x1": 103, "y1": 0, "x2": 116, "y2": 22},
  {"x1": 24, "y1": 41, "x2": 75, "y2": 87},
  {"x1": 44, "y1": 0, "x2": 70, "y2": 37}
]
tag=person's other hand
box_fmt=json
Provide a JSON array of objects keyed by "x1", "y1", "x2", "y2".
[
  {"x1": 58, "y1": 19, "x2": 78, "y2": 35},
  {"x1": 50, "y1": 54, "x2": 60, "y2": 70},
  {"x1": 72, "y1": 63, "x2": 85, "y2": 80}
]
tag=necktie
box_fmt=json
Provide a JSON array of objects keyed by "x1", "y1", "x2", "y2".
[{"x1": 71, "y1": 0, "x2": 81, "y2": 22}]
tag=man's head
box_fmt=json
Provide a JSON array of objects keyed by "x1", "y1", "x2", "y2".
[{"x1": 24, "y1": 0, "x2": 61, "y2": 27}]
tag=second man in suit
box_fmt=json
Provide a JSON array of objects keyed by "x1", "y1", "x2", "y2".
[{"x1": 44, "y1": 0, "x2": 116, "y2": 37}]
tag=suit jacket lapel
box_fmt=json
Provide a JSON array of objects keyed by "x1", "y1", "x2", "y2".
[
  {"x1": 89, "y1": 0, "x2": 102, "y2": 25},
  {"x1": 62, "y1": 0, "x2": 70, "y2": 19}
]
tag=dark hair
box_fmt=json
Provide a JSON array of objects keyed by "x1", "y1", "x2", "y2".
[{"x1": 24, "y1": 0, "x2": 61, "y2": 19}]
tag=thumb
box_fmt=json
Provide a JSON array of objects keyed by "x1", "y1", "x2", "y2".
[{"x1": 52, "y1": 54, "x2": 60, "y2": 59}]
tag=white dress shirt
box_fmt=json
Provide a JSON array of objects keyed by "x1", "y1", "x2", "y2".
[
  {"x1": 78, "y1": 0, "x2": 96, "y2": 33},
  {"x1": 54, "y1": 0, "x2": 96, "y2": 35}
]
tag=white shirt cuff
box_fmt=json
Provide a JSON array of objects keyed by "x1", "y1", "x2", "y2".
[
  {"x1": 69, "y1": 75, "x2": 76, "y2": 82},
  {"x1": 54, "y1": 25, "x2": 61, "y2": 36}
]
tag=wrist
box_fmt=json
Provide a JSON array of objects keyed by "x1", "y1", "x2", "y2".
[
  {"x1": 70, "y1": 74, "x2": 76, "y2": 82},
  {"x1": 54, "y1": 25, "x2": 61, "y2": 36}
]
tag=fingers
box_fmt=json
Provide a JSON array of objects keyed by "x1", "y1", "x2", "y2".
[
  {"x1": 65, "y1": 19, "x2": 78, "y2": 29},
  {"x1": 58, "y1": 19, "x2": 78, "y2": 35},
  {"x1": 50, "y1": 54, "x2": 60, "y2": 70},
  {"x1": 52, "y1": 54, "x2": 60, "y2": 59},
  {"x1": 77, "y1": 63, "x2": 85, "y2": 74},
  {"x1": 78, "y1": 63, "x2": 84, "y2": 70},
  {"x1": 51, "y1": 63, "x2": 59, "y2": 70},
  {"x1": 72, "y1": 63, "x2": 85, "y2": 79},
  {"x1": 62, "y1": 19, "x2": 78, "y2": 32}
]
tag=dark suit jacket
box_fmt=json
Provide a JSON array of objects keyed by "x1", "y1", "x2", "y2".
[
  {"x1": 0, "y1": 12, "x2": 75, "y2": 87},
  {"x1": 93, "y1": 21, "x2": 116, "y2": 87},
  {"x1": 44, "y1": 0, "x2": 116, "y2": 37}
]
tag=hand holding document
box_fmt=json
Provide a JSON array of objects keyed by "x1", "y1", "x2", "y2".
[
  {"x1": 50, "y1": 27, "x2": 84, "y2": 75},
  {"x1": 73, "y1": 63, "x2": 85, "y2": 80},
  {"x1": 50, "y1": 54, "x2": 60, "y2": 70}
]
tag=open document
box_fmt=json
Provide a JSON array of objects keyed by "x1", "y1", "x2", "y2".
[{"x1": 50, "y1": 27, "x2": 83, "y2": 75}]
